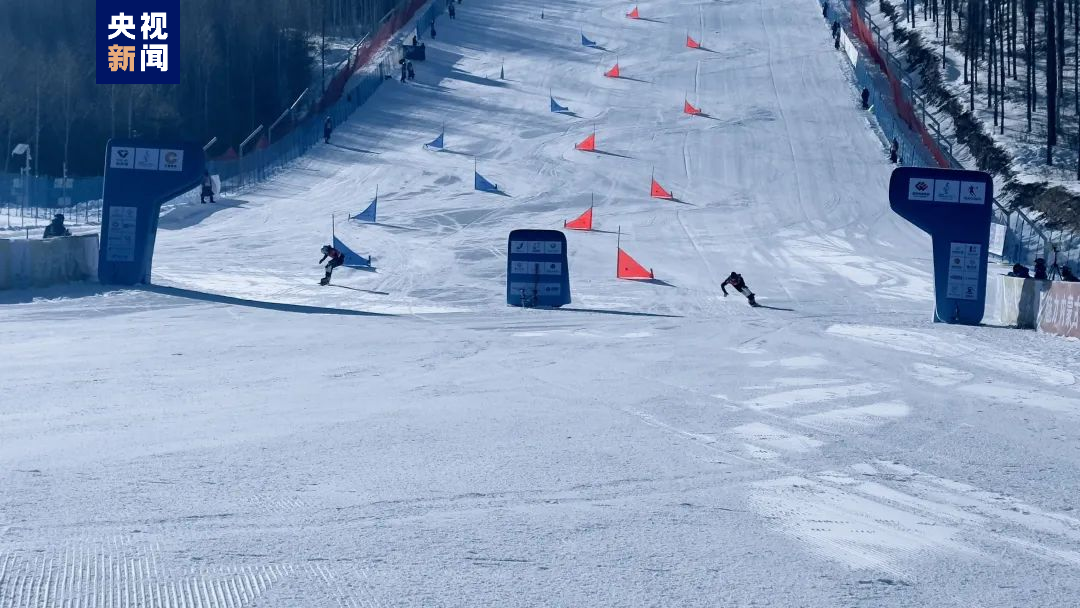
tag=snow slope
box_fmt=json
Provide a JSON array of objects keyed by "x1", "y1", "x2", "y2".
[{"x1": 3, "y1": 0, "x2": 1080, "y2": 606}]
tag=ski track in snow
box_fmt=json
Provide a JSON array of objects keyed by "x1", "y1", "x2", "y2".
[{"x1": 4, "y1": 0, "x2": 1080, "y2": 605}]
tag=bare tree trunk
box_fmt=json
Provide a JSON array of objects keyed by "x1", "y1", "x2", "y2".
[{"x1": 1048, "y1": 0, "x2": 1059, "y2": 164}]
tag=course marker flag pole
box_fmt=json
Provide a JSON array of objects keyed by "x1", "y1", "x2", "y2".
[
  {"x1": 687, "y1": 33, "x2": 701, "y2": 49},
  {"x1": 604, "y1": 57, "x2": 621, "y2": 78},
  {"x1": 575, "y1": 128, "x2": 597, "y2": 152},
  {"x1": 650, "y1": 168, "x2": 673, "y2": 200},
  {"x1": 616, "y1": 227, "x2": 655, "y2": 280},
  {"x1": 564, "y1": 196, "x2": 594, "y2": 231},
  {"x1": 352, "y1": 185, "x2": 378, "y2": 222},
  {"x1": 627, "y1": 6, "x2": 640, "y2": 19},
  {"x1": 684, "y1": 99, "x2": 702, "y2": 116}
]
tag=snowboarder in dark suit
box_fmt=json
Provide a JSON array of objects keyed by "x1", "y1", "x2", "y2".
[
  {"x1": 861, "y1": 88, "x2": 870, "y2": 109},
  {"x1": 721, "y1": 272, "x2": 758, "y2": 306},
  {"x1": 319, "y1": 245, "x2": 346, "y2": 285}
]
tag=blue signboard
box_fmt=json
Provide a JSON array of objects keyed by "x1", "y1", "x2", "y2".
[
  {"x1": 506, "y1": 229, "x2": 571, "y2": 307},
  {"x1": 99, "y1": 139, "x2": 205, "y2": 285},
  {"x1": 889, "y1": 167, "x2": 993, "y2": 325},
  {"x1": 97, "y1": 0, "x2": 180, "y2": 84}
]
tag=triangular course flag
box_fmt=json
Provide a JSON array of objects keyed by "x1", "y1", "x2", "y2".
[
  {"x1": 352, "y1": 187, "x2": 378, "y2": 223},
  {"x1": 550, "y1": 96, "x2": 570, "y2": 113},
  {"x1": 475, "y1": 169, "x2": 499, "y2": 192},
  {"x1": 581, "y1": 33, "x2": 597, "y2": 47},
  {"x1": 627, "y1": 6, "x2": 640, "y2": 19},
  {"x1": 604, "y1": 63, "x2": 621, "y2": 78},
  {"x1": 617, "y1": 248, "x2": 654, "y2": 279},
  {"x1": 424, "y1": 130, "x2": 445, "y2": 150},
  {"x1": 575, "y1": 132, "x2": 596, "y2": 152},
  {"x1": 684, "y1": 100, "x2": 702, "y2": 115},
  {"x1": 686, "y1": 34, "x2": 701, "y2": 49},
  {"x1": 650, "y1": 178, "x2": 673, "y2": 199},
  {"x1": 333, "y1": 235, "x2": 372, "y2": 268},
  {"x1": 564, "y1": 205, "x2": 594, "y2": 231}
]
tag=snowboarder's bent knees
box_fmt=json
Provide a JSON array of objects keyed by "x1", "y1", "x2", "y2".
[
  {"x1": 319, "y1": 244, "x2": 346, "y2": 286},
  {"x1": 721, "y1": 271, "x2": 757, "y2": 307}
]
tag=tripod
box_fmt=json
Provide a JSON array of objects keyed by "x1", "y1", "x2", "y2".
[{"x1": 1047, "y1": 245, "x2": 1062, "y2": 281}]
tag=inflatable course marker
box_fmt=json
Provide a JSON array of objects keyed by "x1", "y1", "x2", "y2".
[
  {"x1": 575, "y1": 132, "x2": 597, "y2": 152},
  {"x1": 352, "y1": 186, "x2": 378, "y2": 223},
  {"x1": 616, "y1": 228, "x2": 654, "y2": 280},
  {"x1": 650, "y1": 177, "x2": 673, "y2": 200},
  {"x1": 604, "y1": 62, "x2": 621, "y2": 78},
  {"x1": 550, "y1": 96, "x2": 570, "y2": 113},
  {"x1": 565, "y1": 205, "x2": 594, "y2": 231},
  {"x1": 627, "y1": 6, "x2": 640, "y2": 19},
  {"x1": 684, "y1": 100, "x2": 702, "y2": 116}
]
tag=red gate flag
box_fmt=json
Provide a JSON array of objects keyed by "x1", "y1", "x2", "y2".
[
  {"x1": 627, "y1": 6, "x2": 640, "y2": 19},
  {"x1": 650, "y1": 178, "x2": 673, "y2": 199},
  {"x1": 684, "y1": 100, "x2": 702, "y2": 115},
  {"x1": 604, "y1": 63, "x2": 621, "y2": 78},
  {"x1": 565, "y1": 206, "x2": 594, "y2": 230},
  {"x1": 617, "y1": 248, "x2": 654, "y2": 279},
  {"x1": 686, "y1": 35, "x2": 701, "y2": 49},
  {"x1": 575, "y1": 133, "x2": 597, "y2": 152}
]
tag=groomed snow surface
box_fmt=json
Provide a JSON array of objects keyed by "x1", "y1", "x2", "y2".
[{"x1": 3, "y1": 0, "x2": 1080, "y2": 605}]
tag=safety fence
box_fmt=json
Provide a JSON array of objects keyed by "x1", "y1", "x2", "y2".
[
  {"x1": 1, "y1": 0, "x2": 445, "y2": 230},
  {"x1": 825, "y1": 0, "x2": 1077, "y2": 271}
]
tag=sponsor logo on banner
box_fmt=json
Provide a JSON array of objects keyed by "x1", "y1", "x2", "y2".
[
  {"x1": 959, "y1": 181, "x2": 987, "y2": 205},
  {"x1": 933, "y1": 180, "x2": 960, "y2": 203},
  {"x1": 134, "y1": 148, "x2": 160, "y2": 170},
  {"x1": 158, "y1": 149, "x2": 183, "y2": 171},
  {"x1": 110, "y1": 146, "x2": 135, "y2": 169},
  {"x1": 908, "y1": 178, "x2": 934, "y2": 201}
]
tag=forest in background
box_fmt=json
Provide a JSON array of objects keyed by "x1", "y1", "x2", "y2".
[{"x1": 0, "y1": 0, "x2": 405, "y2": 177}]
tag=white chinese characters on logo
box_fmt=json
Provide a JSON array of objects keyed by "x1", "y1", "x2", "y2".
[
  {"x1": 142, "y1": 45, "x2": 169, "y2": 72},
  {"x1": 141, "y1": 12, "x2": 168, "y2": 40},
  {"x1": 108, "y1": 13, "x2": 136, "y2": 40}
]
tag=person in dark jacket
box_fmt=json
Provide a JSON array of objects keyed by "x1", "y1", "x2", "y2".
[
  {"x1": 889, "y1": 138, "x2": 899, "y2": 163},
  {"x1": 1061, "y1": 265, "x2": 1079, "y2": 282},
  {"x1": 200, "y1": 170, "x2": 215, "y2": 204},
  {"x1": 42, "y1": 213, "x2": 71, "y2": 239},
  {"x1": 448, "y1": 2, "x2": 456, "y2": 18},
  {"x1": 721, "y1": 271, "x2": 758, "y2": 306},
  {"x1": 1007, "y1": 263, "x2": 1031, "y2": 278},
  {"x1": 407, "y1": 60, "x2": 415, "y2": 80},
  {"x1": 400, "y1": 58, "x2": 408, "y2": 83},
  {"x1": 430, "y1": 21, "x2": 437, "y2": 38},
  {"x1": 319, "y1": 245, "x2": 346, "y2": 285},
  {"x1": 323, "y1": 116, "x2": 333, "y2": 144},
  {"x1": 1033, "y1": 257, "x2": 1048, "y2": 280},
  {"x1": 861, "y1": 88, "x2": 870, "y2": 109}
]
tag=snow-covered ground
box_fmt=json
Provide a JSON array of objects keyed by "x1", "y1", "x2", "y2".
[{"x1": 3, "y1": 0, "x2": 1080, "y2": 605}]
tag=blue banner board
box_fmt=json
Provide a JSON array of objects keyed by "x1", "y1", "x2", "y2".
[
  {"x1": 889, "y1": 167, "x2": 993, "y2": 325},
  {"x1": 506, "y1": 229, "x2": 571, "y2": 307}
]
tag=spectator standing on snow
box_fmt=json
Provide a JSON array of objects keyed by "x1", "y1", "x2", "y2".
[
  {"x1": 890, "y1": 138, "x2": 899, "y2": 163},
  {"x1": 861, "y1": 88, "x2": 870, "y2": 109},
  {"x1": 323, "y1": 116, "x2": 333, "y2": 144},
  {"x1": 200, "y1": 170, "x2": 215, "y2": 204},
  {"x1": 400, "y1": 58, "x2": 408, "y2": 83},
  {"x1": 832, "y1": 21, "x2": 841, "y2": 48},
  {"x1": 1061, "y1": 266, "x2": 1079, "y2": 282},
  {"x1": 430, "y1": 21, "x2": 437, "y2": 38},
  {"x1": 407, "y1": 60, "x2": 415, "y2": 80},
  {"x1": 448, "y1": 2, "x2": 456, "y2": 19},
  {"x1": 721, "y1": 272, "x2": 758, "y2": 307},
  {"x1": 42, "y1": 213, "x2": 71, "y2": 239}
]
